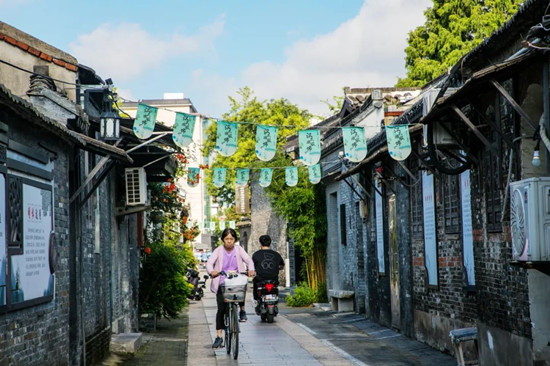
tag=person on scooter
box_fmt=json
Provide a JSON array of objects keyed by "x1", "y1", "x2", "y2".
[
  {"x1": 252, "y1": 235, "x2": 284, "y2": 314},
  {"x1": 207, "y1": 228, "x2": 255, "y2": 349}
]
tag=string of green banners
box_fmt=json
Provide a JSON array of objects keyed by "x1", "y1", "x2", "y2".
[{"x1": 133, "y1": 103, "x2": 413, "y2": 188}]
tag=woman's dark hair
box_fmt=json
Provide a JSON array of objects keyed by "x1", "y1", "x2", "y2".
[{"x1": 221, "y1": 228, "x2": 238, "y2": 241}]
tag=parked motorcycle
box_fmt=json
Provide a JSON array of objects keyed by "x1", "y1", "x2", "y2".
[
  {"x1": 187, "y1": 269, "x2": 208, "y2": 301},
  {"x1": 254, "y1": 279, "x2": 279, "y2": 323}
]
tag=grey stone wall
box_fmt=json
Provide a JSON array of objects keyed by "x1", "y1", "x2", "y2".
[{"x1": 250, "y1": 182, "x2": 288, "y2": 285}]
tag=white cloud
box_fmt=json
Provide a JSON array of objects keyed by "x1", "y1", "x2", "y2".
[
  {"x1": 69, "y1": 19, "x2": 224, "y2": 82},
  {"x1": 241, "y1": 0, "x2": 431, "y2": 117},
  {"x1": 190, "y1": 69, "x2": 240, "y2": 119}
]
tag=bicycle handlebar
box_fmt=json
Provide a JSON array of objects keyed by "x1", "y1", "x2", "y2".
[{"x1": 212, "y1": 271, "x2": 249, "y2": 279}]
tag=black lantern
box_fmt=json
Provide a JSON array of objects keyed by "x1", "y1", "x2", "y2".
[{"x1": 100, "y1": 109, "x2": 120, "y2": 140}]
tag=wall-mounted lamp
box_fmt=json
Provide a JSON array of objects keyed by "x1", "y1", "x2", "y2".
[
  {"x1": 100, "y1": 110, "x2": 120, "y2": 140},
  {"x1": 532, "y1": 141, "x2": 541, "y2": 167}
]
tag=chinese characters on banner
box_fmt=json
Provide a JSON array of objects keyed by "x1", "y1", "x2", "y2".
[
  {"x1": 298, "y1": 130, "x2": 321, "y2": 166},
  {"x1": 259, "y1": 168, "x2": 272, "y2": 187},
  {"x1": 342, "y1": 127, "x2": 368, "y2": 162},
  {"x1": 422, "y1": 171, "x2": 437, "y2": 286},
  {"x1": 285, "y1": 166, "x2": 298, "y2": 186},
  {"x1": 235, "y1": 169, "x2": 250, "y2": 187},
  {"x1": 308, "y1": 164, "x2": 322, "y2": 184},
  {"x1": 213, "y1": 168, "x2": 226, "y2": 188},
  {"x1": 172, "y1": 112, "x2": 196, "y2": 149},
  {"x1": 216, "y1": 121, "x2": 238, "y2": 157},
  {"x1": 255, "y1": 125, "x2": 278, "y2": 161},
  {"x1": 386, "y1": 125, "x2": 411, "y2": 161},
  {"x1": 375, "y1": 179, "x2": 385, "y2": 273},
  {"x1": 133, "y1": 104, "x2": 157, "y2": 139},
  {"x1": 460, "y1": 170, "x2": 475, "y2": 286}
]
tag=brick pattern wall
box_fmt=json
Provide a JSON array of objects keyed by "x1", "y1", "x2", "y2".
[
  {"x1": 0, "y1": 123, "x2": 71, "y2": 365},
  {"x1": 364, "y1": 171, "x2": 391, "y2": 326},
  {"x1": 411, "y1": 169, "x2": 478, "y2": 325},
  {"x1": 470, "y1": 165, "x2": 531, "y2": 338}
]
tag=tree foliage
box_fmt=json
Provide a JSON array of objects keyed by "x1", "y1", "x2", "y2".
[
  {"x1": 397, "y1": 0, "x2": 522, "y2": 87},
  {"x1": 204, "y1": 87, "x2": 311, "y2": 208}
]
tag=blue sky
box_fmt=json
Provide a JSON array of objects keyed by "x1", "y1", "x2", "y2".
[{"x1": 2, "y1": 0, "x2": 431, "y2": 119}]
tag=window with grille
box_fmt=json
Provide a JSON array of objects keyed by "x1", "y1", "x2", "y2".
[
  {"x1": 485, "y1": 84, "x2": 510, "y2": 233},
  {"x1": 442, "y1": 174, "x2": 460, "y2": 234}
]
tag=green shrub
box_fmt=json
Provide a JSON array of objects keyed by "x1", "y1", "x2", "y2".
[
  {"x1": 316, "y1": 282, "x2": 328, "y2": 303},
  {"x1": 139, "y1": 241, "x2": 191, "y2": 319},
  {"x1": 285, "y1": 283, "x2": 318, "y2": 307}
]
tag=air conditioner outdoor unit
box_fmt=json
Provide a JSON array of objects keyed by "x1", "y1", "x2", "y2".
[
  {"x1": 509, "y1": 177, "x2": 550, "y2": 261},
  {"x1": 422, "y1": 88, "x2": 458, "y2": 146},
  {"x1": 125, "y1": 167, "x2": 147, "y2": 206}
]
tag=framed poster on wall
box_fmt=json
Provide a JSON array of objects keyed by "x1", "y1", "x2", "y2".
[
  {"x1": 422, "y1": 171, "x2": 437, "y2": 286},
  {"x1": 9, "y1": 178, "x2": 54, "y2": 306}
]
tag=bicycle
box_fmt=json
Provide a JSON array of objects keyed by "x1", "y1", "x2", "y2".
[{"x1": 218, "y1": 271, "x2": 248, "y2": 360}]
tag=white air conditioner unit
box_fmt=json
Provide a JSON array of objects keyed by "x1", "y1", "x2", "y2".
[
  {"x1": 125, "y1": 167, "x2": 147, "y2": 206},
  {"x1": 509, "y1": 177, "x2": 550, "y2": 261}
]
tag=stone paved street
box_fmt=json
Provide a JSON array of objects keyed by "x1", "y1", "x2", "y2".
[{"x1": 108, "y1": 280, "x2": 457, "y2": 366}]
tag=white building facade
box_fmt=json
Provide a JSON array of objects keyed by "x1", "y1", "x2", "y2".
[{"x1": 122, "y1": 94, "x2": 215, "y2": 250}]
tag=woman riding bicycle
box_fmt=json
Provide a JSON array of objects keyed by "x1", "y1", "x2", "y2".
[{"x1": 206, "y1": 228, "x2": 255, "y2": 349}]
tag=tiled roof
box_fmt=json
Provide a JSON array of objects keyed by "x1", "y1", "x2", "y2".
[
  {"x1": 0, "y1": 83, "x2": 132, "y2": 163},
  {"x1": 0, "y1": 31, "x2": 78, "y2": 72}
]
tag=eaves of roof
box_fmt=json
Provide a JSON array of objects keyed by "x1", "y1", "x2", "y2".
[
  {"x1": 0, "y1": 83, "x2": 132, "y2": 163},
  {"x1": 421, "y1": 50, "x2": 538, "y2": 125}
]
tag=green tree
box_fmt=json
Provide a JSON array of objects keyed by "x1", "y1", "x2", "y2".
[
  {"x1": 203, "y1": 87, "x2": 311, "y2": 208},
  {"x1": 204, "y1": 88, "x2": 327, "y2": 292},
  {"x1": 397, "y1": 0, "x2": 522, "y2": 87}
]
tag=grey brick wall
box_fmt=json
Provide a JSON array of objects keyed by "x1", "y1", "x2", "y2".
[
  {"x1": 0, "y1": 120, "x2": 71, "y2": 365},
  {"x1": 469, "y1": 167, "x2": 531, "y2": 338},
  {"x1": 325, "y1": 165, "x2": 368, "y2": 313}
]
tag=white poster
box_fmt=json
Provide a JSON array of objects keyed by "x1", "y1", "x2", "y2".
[
  {"x1": 375, "y1": 180, "x2": 385, "y2": 273},
  {"x1": 422, "y1": 172, "x2": 437, "y2": 286},
  {"x1": 0, "y1": 174, "x2": 6, "y2": 305},
  {"x1": 460, "y1": 170, "x2": 475, "y2": 286},
  {"x1": 10, "y1": 183, "x2": 54, "y2": 303}
]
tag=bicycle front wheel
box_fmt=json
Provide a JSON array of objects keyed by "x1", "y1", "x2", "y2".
[
  {"x1": 231, "y1": 304, "x2": 239, "y2": 359},
  {"x1": 225, "y1": 308, "x2": 231, "y2": 355}
]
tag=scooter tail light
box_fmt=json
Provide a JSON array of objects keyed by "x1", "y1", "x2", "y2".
[{"x1": 265, "y1": 283, "x2": 274, "y2": 292}]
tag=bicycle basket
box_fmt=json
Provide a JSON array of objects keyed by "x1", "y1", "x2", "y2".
[{"x1": 221, "y1": 275, "x2": 248, "y2": 302}]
